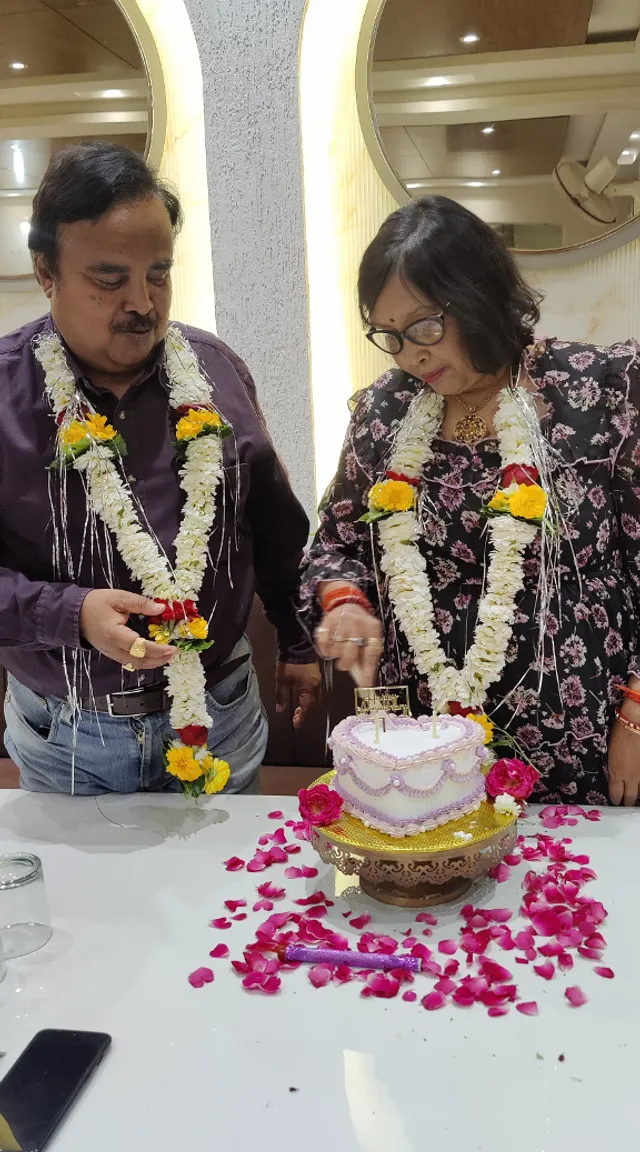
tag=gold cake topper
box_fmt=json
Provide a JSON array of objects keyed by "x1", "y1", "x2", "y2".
[{"x1": 354, "y1": 686, "x2": 410, "y2": 717}]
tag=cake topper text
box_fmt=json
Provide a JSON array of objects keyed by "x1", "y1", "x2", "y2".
[{"x1": 354, "y1": 687, "x2": 410, "y2": 717}]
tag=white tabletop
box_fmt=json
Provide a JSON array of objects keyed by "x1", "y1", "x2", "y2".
[{"x1": 0, "y1": 790, "x2": 637, "y2": 1152}]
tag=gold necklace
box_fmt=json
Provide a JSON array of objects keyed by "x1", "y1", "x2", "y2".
[{"x1": 453, "y1": 381, "x2": 505, "y2": 444}]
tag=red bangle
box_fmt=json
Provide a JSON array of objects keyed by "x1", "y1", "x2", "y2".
[
  {"x1": 320, "y1": 584, "x2": 374, "y2": 617},
  {"x1": 616, "y1": 707, "x2": 640, "y2": 735},
  {"x1": 620, "y1": 685, "x2": 640, "y2": 706}
]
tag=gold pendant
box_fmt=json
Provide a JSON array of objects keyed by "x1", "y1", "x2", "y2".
[{"x1": 453, "y1": 413, "x2": 488, "y2": 444}]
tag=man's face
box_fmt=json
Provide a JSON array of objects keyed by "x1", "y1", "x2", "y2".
[{"x1": 35, "y1": 195, "x2": 174, "y2": 376}]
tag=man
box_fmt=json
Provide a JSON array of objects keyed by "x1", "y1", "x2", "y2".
[{"x1": 0, "y1": 141, "x2": 320, "y2": 795}]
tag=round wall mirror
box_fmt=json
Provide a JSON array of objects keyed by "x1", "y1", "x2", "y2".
[
  {"x1": 367, "y1": 0, "x2": 640, "y2": 257},
  {"x1": 0, "y1": 0, "x2": 152, "y2": 281}
]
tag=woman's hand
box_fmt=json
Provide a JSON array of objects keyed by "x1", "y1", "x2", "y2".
[
  {"x1": 314, "y1": 604, "x2": 384, "y2": 687},
  {"x1": 608, "y1": 700, "x2": 640, "y2": 805}
]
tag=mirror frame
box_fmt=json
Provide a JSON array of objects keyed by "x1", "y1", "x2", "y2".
[
  {"x1": 356, "y1": 0, "x2": 640, "y2": 269},
  {"x1": 0, "y1": 0, "x2": 166, "y2": 285}
]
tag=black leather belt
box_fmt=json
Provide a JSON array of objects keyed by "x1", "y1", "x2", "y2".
[{"x1": 84, "y1": 654, "x2": 250, "y2": 717}]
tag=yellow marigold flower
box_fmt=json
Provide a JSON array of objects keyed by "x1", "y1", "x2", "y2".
[
  {"x1": 148, "y1": 623, "x2": 171, "y2": 644},
  {"x1": 470, "y1": 713, "x2": 494, "y2": 745},
  {"x1": 176, "y1": 615, "x2": 208, "y2": 641},
  {"x1": 85, "y1": 413, "x2": 117, "y2": 441},
  {"x1": 488, "y1": 490, "x2": 510, "y2": 512},
  {"x1": 166, "y1": 746, "x2": 201, "y2": 782},
  {"x1": 369, "y1": 479, "x2": 415, "y2": 513},
  {"x1": 60, "y1": 421, "x2": 88, "y2": 447},
  {"x1": 176, "y1": 408, "x2": 223, "y2": 441},
  {"x1": 509, "y1": 483, "x2": 547, "y2": 521},
  {"x1": 203, "y1": 757, "x2": 231, "y2": 794}
]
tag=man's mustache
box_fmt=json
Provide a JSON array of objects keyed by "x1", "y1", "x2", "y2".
[{"x1": 112, "y1": 316, "x2": 159, "y2": 334}]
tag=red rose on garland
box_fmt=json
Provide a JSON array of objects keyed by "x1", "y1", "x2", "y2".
[
  {"x1": 502, "y1": 464, "x2": 539, "y2": 488},
  {"x1": 486, "y1": 757, "x2": 540, "y2": 801},
  {"x1": 298, "y1": 784, "x2": 343, "y2": 827}
]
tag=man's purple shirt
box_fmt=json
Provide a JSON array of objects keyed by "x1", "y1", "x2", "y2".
[{"x1": 0, "y1": 314, "x2": 313, "y2": 697}]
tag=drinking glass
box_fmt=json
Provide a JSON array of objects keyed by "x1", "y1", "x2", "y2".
[{"x1": 0, "y1": 854, "x2": 52, "y2": 959}]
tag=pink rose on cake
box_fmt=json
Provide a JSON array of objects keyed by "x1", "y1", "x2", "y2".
[
  {"x1": 298, "y1": 784, "x2": 344, "y2": 826},
  {"x1": 485, "y1": 757, "x2": 540, "y2": 802}
]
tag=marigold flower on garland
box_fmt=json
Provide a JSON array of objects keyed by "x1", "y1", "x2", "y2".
[
  {"x1": 165, "y1": 741, "x2": 230, "y2": 798},
  {"x1": 487, "y1": 481, "x2": 547, "y2": 523},
  {"x1": 57, "y1": 412, "x2": 125, "y2": 466},
  {"x1": 361, "y1": 478, "x2": 416, "y2": 522},
  {"x1": 176, "y1": 407, "x2": 229, "y2": 443},
  {"x1": 148, "y1": 598, "x2": 213, "y2": 652},
  {"x1": 468, "y1": 712, "x2": 495, "y2": 745}
]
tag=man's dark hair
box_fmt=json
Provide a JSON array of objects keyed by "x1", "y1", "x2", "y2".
[
  {"x1": 358, "y1": 195, "x2": 542, "y2": 375},
  {"x1": 29, "y1": 141, "x2": 183, "y2": 273}
]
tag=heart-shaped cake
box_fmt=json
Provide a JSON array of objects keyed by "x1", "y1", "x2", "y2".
[{"x1": 329, "y1": 714, "x2": 487, "y2": 837}]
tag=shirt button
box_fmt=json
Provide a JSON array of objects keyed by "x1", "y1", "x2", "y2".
[
  {"x1": 119, "y1": 411, "x2": 126, "y2": 421},
  {"x1": 127, "y1": 475, "x2": 136, "y2": 484}
]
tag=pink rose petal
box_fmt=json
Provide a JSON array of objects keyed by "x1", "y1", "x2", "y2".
[
  {"x1": 365, "y1": 972, "x2": 400, "y2": 999},
  {"x1": 434, "y1": 977, "x2": 457, "y2": 995},
  {"x1": 268, "y1": 846, "x2": 288, "y2": 865},
  {"x1": 268, "y1": 810, "x2": 284, "y2": 819},
  {"x1": 189, "y1": 967, "x2": 214, "y2": 988},
  {"x1": 253, "y1": 899, "x2": 274, "y2": 912},
  {"x1": 350, "y1": 914, "x2": 372, "y2": 930},
  {"x1": 209, "y1": 944, "x2": 229, "y2": 959},
  {"x1": 533, "y1": 960, "x2": 555, "y2": 981},
  {"x1": 453, "y1": 986, "x2": 475, "y2": 1007},
  {"x1": 224, "y1": 899, "x2": 247, "y2": 912},
  {"x1": 247, "y1": 857, "x2": 268, "y2": 873},
  {"x1": 481, "y1": 959, "x2": 513, "y2": 984},
  {"x1": 557, "y1": 952, "x2": 574, "y2": 973},
  {"x1": 402, "y1": 990, "x2": 417, "y2": 1002},
  {"x1": 444, "y1": 959, "x2": 460, "y2": 977},
  {"x1": 257, "y1": 882, "x2": 286, "y2": 900},
  {"x1": 488, "y1": 1005, "x2": 509, "y2": 1017},
  {"x1": 516, "y1": 1001, "x2": 539, "y2": 1016},
  {"x1": 488, "y1": 861, "x2": 511, "y2": 883},
  {"x1": 285, "y1": 845, "x2": 302, "y2": 855},
  {"x1": 565, "y1": 985, "x2": 588, "y2": 1007},
  {"x1": 422, "y1": 990, "x2": 447, "y2": 1011},
  {"x1": 309, "y1": 964, "x2": 333, "y2": 988},
  {"x1": 424, "y1": 959, "x2": 443, "y2": 976},
  {"x1": 486, "y1": 908, "x2": 513, "y2": 923},
  {"x1": 438, "y1": 939, "x2": 458, "y2": 955},
  {"x1": 231, "y1": 913, "x2": 247, "y2": 921},
  {"x1": 401, "y1": 937, "x2": 418, "y2": 949},
  {"x1": 594, "y1": 966, "x2": 615, "y2": 979},
  {"x1": 223, "y1": 856, "x2": 245, "y2": 872},
  {"x1": 285, "y1": 865, "x2": 318, "y2": 880},
  {"x1": 209, "y1": 917, "x2": 232, "y2": 930},
  {"x1": 416, "y1": 912, "x2": 438, "y2": 925},
  {"x1": 411, "y1": 943, "x2": 432, "y2": 963}
]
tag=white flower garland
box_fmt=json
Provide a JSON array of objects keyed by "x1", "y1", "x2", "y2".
[
  {"x1": 378, "y1": 387, "x2": 538, "y2": 714},
  {"x1": 33, "y1": 326, "x2": 226, "y2": 733}
]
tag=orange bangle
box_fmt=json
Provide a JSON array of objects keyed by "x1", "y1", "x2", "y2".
[
  {"x1": 616, "y1": 708, "x2": 640, "y2": 736},
  {"x1": 620, "y1": 685, "x2": 640, "y2": 706},
  {"x1": 320, "y1": 584, "x2": 373, "y2": 617}
]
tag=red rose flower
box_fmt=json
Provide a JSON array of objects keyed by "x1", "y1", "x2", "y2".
[
  {"x1": 448, "y1": 701, "x2": 477, "y2": 718},
  {"x1": 486, "y1": 757, "x2": 540, "y2": 801},
  {"x1": 154, "y1": 598, "x2": 176, "y2": 621},
  {"x1": 177, "y1": 725, "x2": 209, "y2": 746},
  {"x1": 298, "y1": 784, "x2": 343, "y2": 826},
  {"x1": 502, "y1": 464, "x2": 539, "y2": 487},
  {"x1": 183, "y1": 599, "x2": 198, "y2": 619},
  {"x1": 384, "y1": 470, "x2": 421, "y2": 487}
]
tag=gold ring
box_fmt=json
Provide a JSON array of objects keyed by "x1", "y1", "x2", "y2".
[
  {"x1": 365, "y1": 637, "x2": 383, "y2": 649},
  {"x1": 129, "y1": 637, "x2": 147, "y2": 659},
  {"x1": 123, "y1": 663, "x2": 136, "y2": 672}
]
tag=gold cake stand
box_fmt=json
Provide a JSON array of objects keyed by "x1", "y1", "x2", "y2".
[{"x1": 309, "y1": 772, "x2": 518, "y2": 908}]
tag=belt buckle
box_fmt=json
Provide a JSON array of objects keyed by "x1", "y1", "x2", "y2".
[{"x1": 106, "y1": 688, "x2": 147, "y2": 718}]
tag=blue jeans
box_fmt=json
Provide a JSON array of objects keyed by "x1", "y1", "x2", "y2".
[{"x1": 4, "y1": 637, "x2": 267, "y2": 795}]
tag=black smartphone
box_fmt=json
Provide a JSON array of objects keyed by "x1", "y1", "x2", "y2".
[{"x1": 0, "y1": 1029, "x2": 111, "y2": 1152}]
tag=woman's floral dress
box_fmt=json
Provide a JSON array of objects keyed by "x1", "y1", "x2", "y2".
[{"x1": 300, "y1": 339, "x2": 640, "y2": 804}]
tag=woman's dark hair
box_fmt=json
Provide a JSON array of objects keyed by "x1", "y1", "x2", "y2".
[
  {"x1": 358, "y1": 196, "x2": 542, "y2": 374},
  {"x1": 29, "y1": 141, "x2": 183, "y2": 273}
]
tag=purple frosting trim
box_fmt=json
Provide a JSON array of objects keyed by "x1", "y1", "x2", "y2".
[
  {"x1": 335, "y1": 775, "x2": 486, "y2": 837},
  {"x1": 329, "y1": 713, "x2": 483, "y2": 770},
  {"x1": 336, "y1": 753, "x2": 479, "y2": 798}
]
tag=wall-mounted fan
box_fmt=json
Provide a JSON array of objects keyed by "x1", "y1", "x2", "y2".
[{"x1": 554, "y1": 156, "x2": 640, "y2": 224}]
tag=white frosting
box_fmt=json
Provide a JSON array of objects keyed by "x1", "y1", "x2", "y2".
[{"x1": 356, "y1": 720, "x2": 460, "y2": 757}]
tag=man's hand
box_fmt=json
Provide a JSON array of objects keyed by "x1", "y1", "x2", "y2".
[
  {"x1": 608, "y1": 690, "x2": 640, "y2": 805},
  {"x1": 276, "y1": 661, "x2": 322, "y2": 729},
  {"x1": 80, "y1": 589, "x2": 177, "y2": 670},
  {"x1": 314, "y1": 604, "x2": 384, "y2": 687}
]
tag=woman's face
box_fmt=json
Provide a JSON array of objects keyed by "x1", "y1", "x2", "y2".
[{"x1": 370, "y1": 275, "x2": 492, "y2": 397}]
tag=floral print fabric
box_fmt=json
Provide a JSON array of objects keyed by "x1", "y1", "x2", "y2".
[{"x1": 301, "y1": 339, "x2": 640, "y2": 804}]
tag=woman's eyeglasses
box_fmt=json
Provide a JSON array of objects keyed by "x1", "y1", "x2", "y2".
[{"x1": 366, "y1": 310, "x2": 446, "y2": 355}]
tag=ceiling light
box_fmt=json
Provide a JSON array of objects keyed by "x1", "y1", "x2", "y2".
[
  {"x1": 631, "y1": 132, "x2": 640, "y2": 141},
  {"x1": 406, "y1": 182, "x2": 427, "y2": 189},
  {"x1": 460, "y1": 33, "x2": 480, "y2": 44},
  {"x1": 482, "y1": 125, "x2": 495, "y2": 135},
  {"x1": 10, "y1": 61, "x2": 26, "y2": 70},
  {"x1": 492, "y1": 169, "x2": 501, "y2": 175},
  {"x1": 12, "y1": 145, "x2": 25, "y2": 185},
  {"x1": 103, "y1": 89, "x2": 124, "y2": 99},
  {"x1": 467, "y1": 181, "x2": 486, "y2": 187},
  {"x1": 425, "y1": 76, "x2": 449, "y2": 88}
]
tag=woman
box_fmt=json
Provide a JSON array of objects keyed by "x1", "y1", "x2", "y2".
[{"x1": 301, "y1": 195, "x2": 640, "y2": 806}]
